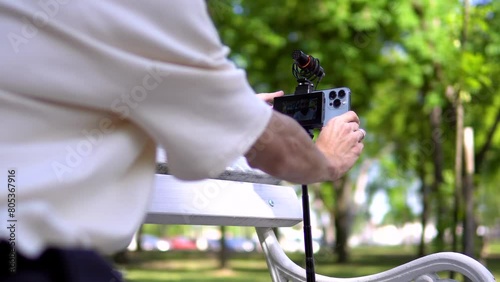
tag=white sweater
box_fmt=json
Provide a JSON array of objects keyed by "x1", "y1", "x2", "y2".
[{"x1": 0, "y1": 0, "x2": 271, "y2": 258}]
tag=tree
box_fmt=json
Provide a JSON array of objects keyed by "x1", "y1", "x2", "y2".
[{"x1": 208, "y1": 0, "x2": 500, "y2": 264}]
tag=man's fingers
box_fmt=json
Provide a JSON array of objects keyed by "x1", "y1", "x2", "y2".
[
  {"x1": 324, "y1": 111, "x2": 360, "y2": 128},
  {"x1": 350, "y1": 122, "x2": 360, "y2": 132},
  {"x1": 353, "y1": 142, "x2": 364, "y2": 155},
  {"x1": 358, "y1": 128, "x2": 366, "y2": 142},
  {"x1": 256, "y1": 91, "x2": 285, "y2": 103},
  {"x1": 337, "y1": 111, "x2": 360, "y2": 124}
]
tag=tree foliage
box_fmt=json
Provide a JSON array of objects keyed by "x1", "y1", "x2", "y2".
[{"x1": 208, "y1": 0, "x2": 500, "y2": 260}]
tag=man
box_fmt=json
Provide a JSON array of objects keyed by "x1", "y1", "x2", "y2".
[{"x1": 0, "y1": 1, "x2": 365, "y2": 281}]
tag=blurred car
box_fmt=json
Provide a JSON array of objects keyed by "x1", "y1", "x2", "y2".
[
  {"x1": 128, "y1": 234, "x2": 170, "y2": 251},
  {"x1": 201, "y1": 237, "x2": 255, "y2": 252},
  {"x1": 226, "y1": 237, "x2": 255, "y2": 252},
  {"x1": 141, "y1": 234, "x2": 171, "y2": 251},
  {"x1": 169, "y1": 236, "x2": 198, "y2": 251}
]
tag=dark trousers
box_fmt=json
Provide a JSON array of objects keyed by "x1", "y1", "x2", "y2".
[{"x1": 0, "y1": 241, "x2": 123, "y2": 282}]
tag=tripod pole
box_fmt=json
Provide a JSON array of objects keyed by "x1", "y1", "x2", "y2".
[
  {"x1": 302, "y1": 184, "x2": 316, "y2": 282},
  {"x1": 294, "y1": 78, "x2": 316, "y2": 282}
]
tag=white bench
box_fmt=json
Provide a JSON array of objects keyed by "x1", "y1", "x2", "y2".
[{"x1": 145, "y1": 172, "x2": 496, "y2": 282}]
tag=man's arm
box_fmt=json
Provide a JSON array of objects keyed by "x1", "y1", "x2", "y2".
[{"x1": 245, "y1": 110, "x2": 364, "y2": 184}]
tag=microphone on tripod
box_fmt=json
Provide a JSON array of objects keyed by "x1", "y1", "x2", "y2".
[{"x1": 292, "y1": 50, "x2": 325, "y2": 80}]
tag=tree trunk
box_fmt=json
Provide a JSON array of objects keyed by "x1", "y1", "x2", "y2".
[
  {"x1": 430, "y1": 106, "x2": 446, "y2": 251},
  {"x1": 333, "y1": 177, "x2": 353, "y2": 263},
  {"x1": 463, "y1": 127, "x2": 475, "y2": 258},
  {"x1": 418, "y1": 163, "x2": 429, "y2": 257},
  {"x1": 475, "y1": 108, "x2": 500, "y2": 173},
  {"x1": 219, "y1": 225, "x2": 228, "y2": 269},
  {"x1": 453, "y1": 4, "x2": 471, "y2": 281},
  {"x1": 136, "y1": 224, "x2": 144, "y2": 252},
  {"x1": 452, "y1": 0, "x2": 470, "y2": 257},
  {"x1": 450, "y1": 97, "x2": 465, "y2": 281},
  {"x1": 452, "y1": 100, "x2": 464, "y2": 254}
]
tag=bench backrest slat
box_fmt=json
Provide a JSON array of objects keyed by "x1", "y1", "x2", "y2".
[{"x1": 145, "y1": 174, "x2": 303, "y2": 227}]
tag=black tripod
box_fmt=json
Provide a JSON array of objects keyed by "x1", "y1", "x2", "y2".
[
  {"x1": 301, "y1": 183, "x2": 316, "y2": 282},
  {"x1": 290, "y1": 50, "x2": 326, "y2": 282},
  {"x1": 294, "y1": 78, "x2": 317, "y2": 282}
]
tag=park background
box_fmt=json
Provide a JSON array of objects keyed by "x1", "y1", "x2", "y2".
[{"x1": 115, "y1": 0, "x2": 500, "y2": 281}]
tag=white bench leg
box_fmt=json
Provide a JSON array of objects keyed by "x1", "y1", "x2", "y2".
[{"x1": 255, "y1": 227, "x2": 496, "y2": 282}]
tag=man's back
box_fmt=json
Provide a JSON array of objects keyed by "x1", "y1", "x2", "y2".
[{"x1": 0, "y1": 0, "x2": 272, "y2": 259}]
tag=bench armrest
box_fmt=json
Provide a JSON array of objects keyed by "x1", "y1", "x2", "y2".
[{"x1": 256, "y1": 227, "x2": 496, "y2": 282}]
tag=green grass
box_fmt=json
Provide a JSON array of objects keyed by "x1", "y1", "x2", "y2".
[
  {"x1": 118, "y1": 242, "x2": 500, "y2": 282},
  {"x1": 119, "y1": 252, "x2": 271, "y2": 282}
]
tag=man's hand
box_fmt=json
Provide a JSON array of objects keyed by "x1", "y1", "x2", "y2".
[
  {"x1": 245, "y1": 97, "x2": 365, "y2": 184},
  {"x1": 256, "y1": 91, "x2": 284, "y2": 105},
  {"x1": 316, "y1": 111, "x2": 365, "y2": 180}
]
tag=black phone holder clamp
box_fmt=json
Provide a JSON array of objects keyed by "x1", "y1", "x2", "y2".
[{"x1": 273, "y1": 50, "x2": 351, "y2": 135}]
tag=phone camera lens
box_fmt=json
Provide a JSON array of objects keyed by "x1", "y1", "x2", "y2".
[
  {"x1": 338, "y1": 89, "x2": 346, "y2": 98},
  {"x1": 329, "y1": 91, "x2": 337, "y2": 100},
  {"x1": 333, "y1": 99, "x2": 341, "y2": 108}
]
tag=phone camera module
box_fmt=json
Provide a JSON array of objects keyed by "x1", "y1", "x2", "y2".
[{"x1": 333, "y1": 99, "x2": 342, "y2": 108}]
